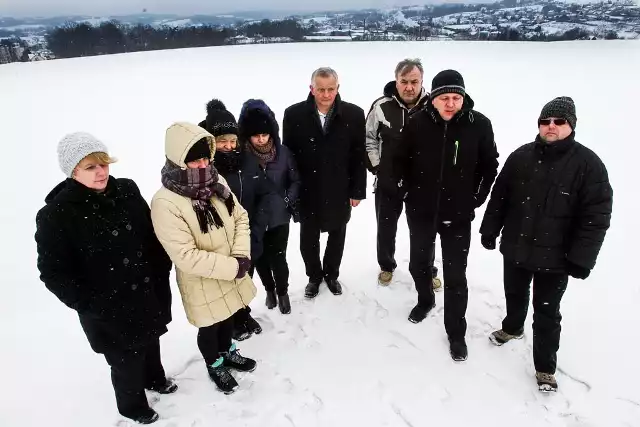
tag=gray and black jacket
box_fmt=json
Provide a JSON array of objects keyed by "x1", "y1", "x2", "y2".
[{"x1": 365, "y1": 81, "x2": 429, "y2": 193}]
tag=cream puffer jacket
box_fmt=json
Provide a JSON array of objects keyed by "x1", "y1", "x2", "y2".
[{"x1": 151, "y1": 122, "x2": 256, "y2": 328}]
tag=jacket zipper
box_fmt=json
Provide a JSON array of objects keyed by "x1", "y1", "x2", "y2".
[{"x1": 431, "y1": 122, "x2": 449, "y2": 234}]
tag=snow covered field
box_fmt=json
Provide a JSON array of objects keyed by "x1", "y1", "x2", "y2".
[{"x1": 1, "y1": 40, "x2": 638, "y2": 427}]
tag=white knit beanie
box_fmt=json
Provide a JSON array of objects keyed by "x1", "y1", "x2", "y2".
[{"x1": 57, "y1": 132, "x2": 109, "y2": 177}]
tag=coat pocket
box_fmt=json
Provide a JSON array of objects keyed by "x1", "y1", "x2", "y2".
[{"x1": 544, "y1": 184, "x2": 575, "y2": 218}]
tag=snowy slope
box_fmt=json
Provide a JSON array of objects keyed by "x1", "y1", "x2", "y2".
[{"x1": 1, "y1": 40, "x2": 638, "y2": 427}]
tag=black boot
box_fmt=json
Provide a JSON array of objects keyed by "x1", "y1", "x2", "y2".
[
  {"x1": 304, "y1": 279, "x2": 321, "y2": 299},
  {"x1": 408, "y1": 301, "x2": 435, "y2": 323},
  {"x1": 449, "y1": 338, "x2": 468, "y2": 362},
  {"x1": 245, "y1": 314, "x2": 262, "y2": 335},
  {"x1": 325, "y1": 278, "x2": 342, "y2": 295},
  {"x1": 265, "y1": 290, "x2": 277, "y2": 309},
  {"x1": 130, "y1": 409, "x2": 159, "y2": 425},
  {"x1": 222, "y1": 343, "x2": 257, "y2": 372},
  {"x1": 278, "y1": 293, "x2": 291, "y2": 314},
  {"x1": 232, "y1": 323, "x2": 252, "y2": 341},
  {"x1": 147, "y1": 378, "x2": 178, "y2": 394},
  {"x1": 206, "y1": 359, "x2": 238, "y2": 394}
]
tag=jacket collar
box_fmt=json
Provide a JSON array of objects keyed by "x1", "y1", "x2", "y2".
[
  {"x1": 306, "y1": 92, "x2": 342, "y2": 117},
  {"x1": 534, "y1": 132, "x2": 576, "y2": 158}
]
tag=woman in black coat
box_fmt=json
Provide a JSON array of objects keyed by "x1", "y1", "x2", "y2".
[
  {"x1": 35, "y1": 132, "x2": 175, "y2": 425},
  {"x1": 239, "y1": 99, "x2": 301, "y2": 314}
]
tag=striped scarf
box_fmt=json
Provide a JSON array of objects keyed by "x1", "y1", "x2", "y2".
[{"x1": 161, "y1": 159, "x2": 235, "y2": 233}]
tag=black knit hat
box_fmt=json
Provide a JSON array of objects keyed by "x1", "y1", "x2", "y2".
[
  {"x1": 204, "y1": 99, "x2": 238, "y2": 137},
  {"x1": 539, "y1": 96, "x2": 577, "y2": 130},
  {"x1": 241, "y1": 109, "x2": 272, "y2": 137},
  {"x1": 430, "y1": 69, "x2": 466, "y2": 99},
  {"x1": 184, "y1": 138, "x2": 211, "y2": 163}
]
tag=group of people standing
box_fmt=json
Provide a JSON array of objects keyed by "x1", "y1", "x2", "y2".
[{"x1": 34, "y1": 59, "x2": 612, "y2": 424}]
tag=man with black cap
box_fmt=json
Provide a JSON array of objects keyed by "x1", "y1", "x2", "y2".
[
  {"x1": 397, "y1": 69, "x2": 499, "y2": 362},
  {"x1": 480, "y1": 96, "x2": 613, "y2": 392}
]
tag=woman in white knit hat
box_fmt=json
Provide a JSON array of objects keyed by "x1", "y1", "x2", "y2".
[{"x1": 35, "y1": 132, "x2": 176, "y2": 424}]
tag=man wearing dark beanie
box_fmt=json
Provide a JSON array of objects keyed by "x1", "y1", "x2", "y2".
[
  {"x1": 480, "y1": 96, "x2": 612, "y2": 392},
  {"x1": 396, "y1": 69, "x2": 499, "y2": 362}
]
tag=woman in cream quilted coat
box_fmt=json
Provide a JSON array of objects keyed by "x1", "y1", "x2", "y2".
[{"x1": 151, "y1": 121, "x2": 257, "y2": 395}]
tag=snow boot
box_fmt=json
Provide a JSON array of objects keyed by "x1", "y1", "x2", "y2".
[
  {"x1": 222, "y1": 343, "x2": 257, "y2": 372},
  {"x1": 232, "y1": 323, "x2": 252, "y2": 341},
  {"x1": 265, "y1": 290, "x2": 277, "y2": 309},
  {"x1": 206, "y1": 358, "x2": 238, "y2": 394},
  {"x1": 130, "y1": 409, "x2": 159, "y2": 425},
  {"x1": 536, "y1": 372, "x2": 558, "y2": 392},
  {"x1": 305, "y1": 279, "x2": 321, "y2": 298},
  {"x1": 147, "y1": 378, "x2": 178, "y2": 394},
  {"x1": 378, "y1": 270, "x2": 393, "y2": 286},
  {"x1": 408, "y1": 301, "x2": 435, "y2": 323},
  {"x1": 278, "y1": 293, "x2": 291, "y2": 314},
  {"x1": 326, "y1": 278, "x2": 343, "y2": 295},
  {"x1": 489, "y1": 329, "x2": 524, "y2": 346},
  {"x1": 449, "y1": 338, "x2": 468, "y2": 362},
  {"x1": 245, "y1": 314, "x2": 262, "y2": 335}
]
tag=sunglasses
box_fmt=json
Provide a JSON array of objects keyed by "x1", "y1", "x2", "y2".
[{"x1": 539, "y1": 118, "x2": 567, "y2": 126}]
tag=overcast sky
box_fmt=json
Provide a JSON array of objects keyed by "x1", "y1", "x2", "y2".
[{"x1": 0, "y1": 0, "x2": 491, "y2": 18}]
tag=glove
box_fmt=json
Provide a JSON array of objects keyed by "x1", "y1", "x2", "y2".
[
  {"x1": 566, "y1": 260, "x2": 590, "y2": 280},
  {"x1": 235, "y1": 257, "x2": 252, "y2": 279},
  {"x1": 371, "y1": 165, "x2": 379, "y2": 175},
  {"x1": 481, "y1": 235, "x2": 497, "y2": 250}
]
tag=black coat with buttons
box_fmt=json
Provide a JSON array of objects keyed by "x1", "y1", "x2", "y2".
[
  {"x1": 282, "y1": 93, "x2": 367, "y2": 232},
  {"x1": 480, "y1": 135, "x2": 613, "y2": 273},
  {"x1": 35, "y1": 177, "x2": 173, "y2": 354}
]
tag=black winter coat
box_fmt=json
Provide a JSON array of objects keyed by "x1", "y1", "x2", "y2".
[
  {"x1": 480, "y1": 135, "x2": 613, "y2": 272},
  {"x1": 237, "y1": 99, "x2": 301, "y2": 231},
  {"x1": 397, "y1": 96, "x2": 499, "y2": 224},
  {"x1": 35, "y1": 177, "x2": 173, "y2": 354},
  {"x1": 283, "y1": 93, "x2": 367, "y2": 231}
]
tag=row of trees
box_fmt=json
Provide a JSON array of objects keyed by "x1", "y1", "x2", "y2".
[{"x1": 45, "y1": 19, "x2": 310, "y2": 59}]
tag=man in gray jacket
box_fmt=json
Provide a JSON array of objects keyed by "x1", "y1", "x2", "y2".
[{"x1": 365, "y1": 58, "x2": 441, "y2": 289}]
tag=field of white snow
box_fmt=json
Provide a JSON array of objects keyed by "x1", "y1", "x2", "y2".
[{"x1": 1, "y1": 40, "x2": 638, "y2": 427}]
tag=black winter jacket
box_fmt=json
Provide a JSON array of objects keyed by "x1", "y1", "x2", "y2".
[
  {"x1": 397, "y1": 95, "x2": 499, "y2": 224},
  {"x1": 35, "y1": 177, "x2": 172, "y2": 354},
  {"x1": 283, "y1": 93, "x2": 367, "y2": 231},
  {"x1": 365, "y1": 81, "x2": 429, "y2": 194},
  {"x1": 480, "y1": 135, "x2": 613, "y2": 272},
  {"x1": 239, "y1": 100, "x2": 301, "y2": 232}
]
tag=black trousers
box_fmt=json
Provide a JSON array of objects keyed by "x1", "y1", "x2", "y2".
[
  {"x1": 197, "y1": 317, "x2": 234, "y2": 366},
  {"x1": 103, "y1": 338, "x2": 166, "y2": 419},
  {"x1": 300, "y1": 221, "x2": 347, "y2": 282},
  {"x1": 375, "y1": 189, "x2": 437, "y2": 277},
  {"x1": 501, "y1": 260, "x2": 568, "y2": 374},
  {"x1": 407, "y1": 217, "x2": 471, "y2": 340},
  {"x1": 255, "y1": 224, "x2": 290, "y2": 296}
]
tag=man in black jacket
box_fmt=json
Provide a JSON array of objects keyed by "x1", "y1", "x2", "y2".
[
  {"x1": 398, "y1": 70, "x2": 499, "y2": 361},
  {"x1": 480, "y1": 96, "x2": 613, "y2": 392},
  {"x1": 283, "y1": 67, "x2": 367, "y2": 298},
  {"x1": 365, "y1": 58, "x2": 440, "y2": 290}
]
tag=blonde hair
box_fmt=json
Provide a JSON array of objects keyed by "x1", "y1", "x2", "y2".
[
  {"x1": 83, "y1": 152, "x2": 117, "y2": 165},
  {"x1": 215, "y1": 134, "x2": 238, "y2": 142}
]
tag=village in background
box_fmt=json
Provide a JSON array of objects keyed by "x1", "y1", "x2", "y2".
[{"x1": 1, "y1": 0, "x2": 639, "y2": 64}]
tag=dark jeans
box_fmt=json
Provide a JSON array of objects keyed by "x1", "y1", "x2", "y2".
[
  {"x1": 255, "y1": 224, "x2": 290, "y2": 296},
  {"x1": 501, "y1": 260, "x2": 568, "y2": 374},
  {"x1": 103, "y1": 338, "x2": 166, "y2": 419},
  {"x1": 197, "y1": 317, "x2": 234, "y2": 366},
  {"x1": 407, "y1": 217, "x2": 471, "y2": 340},
  {"x1": 375, "y1": 189, "x2": 438, "y2": 277},
  {"x1": 300, "y1": 221, "x2": 347, "y2": 282}
]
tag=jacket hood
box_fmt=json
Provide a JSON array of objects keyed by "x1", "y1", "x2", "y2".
[
  {"x1": 165, "y1": 122, "x2": 215, "y2": 167},
  {"x1": 383, "y1": 80, "x2": 429, "y2": 109},
  {"x1": 43, "y1": 176, "x2": 118, "y2": 204},
  {"x1": 238, "y1": 99, "x2": 281, "y2": 145},
  {"x1": 44, "y1": 179, "x2": 69, "y2": 204}
]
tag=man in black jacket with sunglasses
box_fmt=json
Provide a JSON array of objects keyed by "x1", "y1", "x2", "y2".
[{"x1": 480, "y1": 96, "x2": 613, "y2": 392}]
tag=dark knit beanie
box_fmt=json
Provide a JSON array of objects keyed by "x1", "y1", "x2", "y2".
[
  {"x1": 539, "y1": 96, "x2": 577, "y2": 129},
  {"x1": 241, "y1": 109, "x2": 272, "y2": 137},
  {"x1": 184, "y1": 138, "x2": 211, "y2": 163},
  {"x1": 204, "y1": 99, "x2": 239, "y2": 137},
  {"x1": 430, "y1": 69, "x2": 466, "y2": 99}
]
